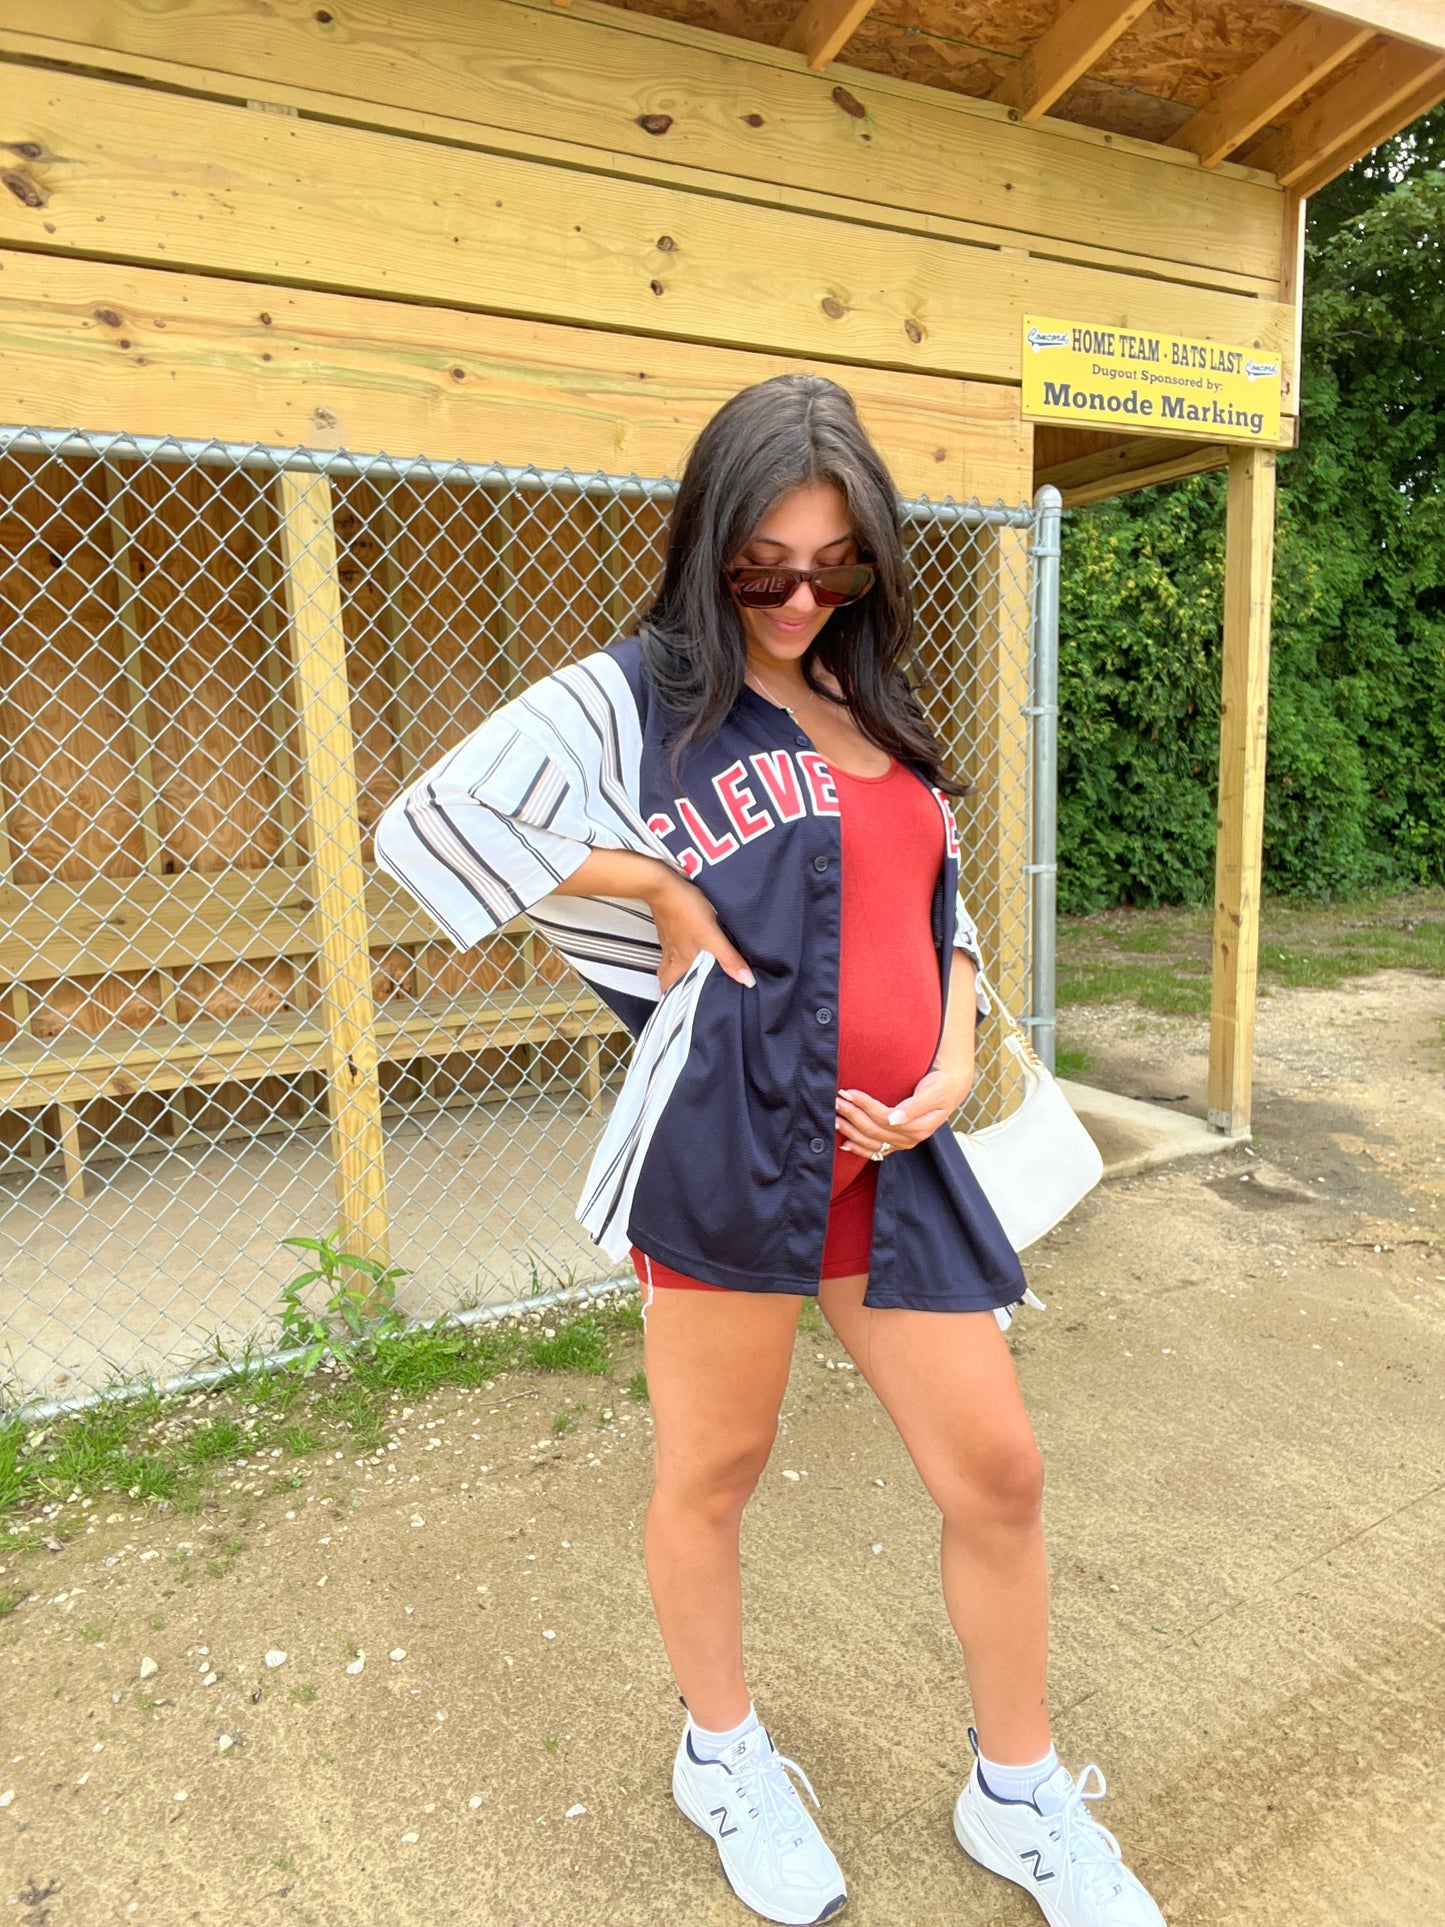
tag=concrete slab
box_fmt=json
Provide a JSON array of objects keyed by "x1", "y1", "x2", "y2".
[{"x1": 1060, "y1": 1078, "x2": 1243, "y2": 1181}]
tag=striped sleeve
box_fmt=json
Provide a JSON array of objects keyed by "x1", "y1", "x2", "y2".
[
  {"x1": 372, "y1": 652, "x2": 673, "y2": 958},
  {"x1": 952, "y1": 894, "x2": 993, "y2": 1019},
  {"x1": 372, "y1": 711, "x2": 591, "y2": 946}
]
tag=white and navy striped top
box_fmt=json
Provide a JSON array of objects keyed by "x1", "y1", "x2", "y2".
[{"x1": 375, "y1": 639, "x2": 1028, "y2": 1320}]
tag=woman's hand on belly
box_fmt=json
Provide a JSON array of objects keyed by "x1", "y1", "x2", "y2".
[{"x1": 835, "y1": 1062, "x2": 973, "y2": 1156}]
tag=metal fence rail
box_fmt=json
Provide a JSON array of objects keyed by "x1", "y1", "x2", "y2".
[{"x1": 0, "y1": 427, "x2": 1058, "y2": 1409}]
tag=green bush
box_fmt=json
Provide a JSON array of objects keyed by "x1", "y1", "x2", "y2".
[{"x1": 1055, "y1": 119, "x2": 1445, "y2": 912}]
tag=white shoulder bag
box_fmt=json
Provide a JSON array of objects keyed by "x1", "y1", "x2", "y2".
[{"x1": 954, "y1": 974, "x2": 1103, "y2": 1254}]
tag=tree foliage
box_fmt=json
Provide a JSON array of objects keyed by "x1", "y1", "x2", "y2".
[{"x1": 1055, "y1": 110, "x2": 1445, "y2": 912}]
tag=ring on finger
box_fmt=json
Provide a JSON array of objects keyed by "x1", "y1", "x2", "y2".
[{"x1": 869, "y1": 1141, "x2": 893, "y2": 1162}]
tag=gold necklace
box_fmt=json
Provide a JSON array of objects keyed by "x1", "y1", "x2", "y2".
[{"x1": 745, "y1": 663, "x2": 817, "y2": 720}]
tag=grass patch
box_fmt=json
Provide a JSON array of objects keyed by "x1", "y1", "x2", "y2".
[
  {"x1": 627, "y1": 1369, "x2": 649, "y2": 1403},
  {"x1": 1053, "y1": 1042, "x2": 1095, "y2": 1080},
  {"x1": 0, "y1": 1288, "x2": 645, "y2": 1537},
  {"x1": 1057, "y1": 889, "x2": 1445, "y2": 1016},
  {"x1": 529, "y1": 1314, "x2": 610, "y2": 1376}
]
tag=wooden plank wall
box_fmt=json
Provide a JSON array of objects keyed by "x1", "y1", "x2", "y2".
[{"x1": 1, "y1": 0, "x2": 1293, "y2": 417}]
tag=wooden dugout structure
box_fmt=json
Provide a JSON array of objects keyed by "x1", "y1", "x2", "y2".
[{"x1": 1, "y1": 0, "x2": 1443, "y2": 1266}]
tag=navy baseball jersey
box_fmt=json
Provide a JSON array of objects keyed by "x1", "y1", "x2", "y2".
[{"x1": 374, "y1": 639, "x2": 1032, "y2": 1323}]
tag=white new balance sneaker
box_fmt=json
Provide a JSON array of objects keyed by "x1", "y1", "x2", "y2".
[
  {"x1": 671, "y1": 1719, "x2": 848, "y2": 1924},
  {"x1": 953, "y1": 1727, "x2": 1166, "y2": 1926}
]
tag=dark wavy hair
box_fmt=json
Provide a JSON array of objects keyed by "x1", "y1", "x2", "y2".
[{"x1": 638, "y1": 373, "x2": 965, "y2": 795}]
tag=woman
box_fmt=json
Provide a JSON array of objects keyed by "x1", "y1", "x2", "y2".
[{"x1": 375, "y1": 375, "x2": 1164, "y2": 1927}]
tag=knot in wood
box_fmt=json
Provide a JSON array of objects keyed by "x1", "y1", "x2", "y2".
[
  {"x1": 655, "y1": 234, "x2": 676, "y2": 252},
  {"x1": 904, "y1": 319, "x2": 923, "y2": 344},
  {"x1": 636, "y1": 113, "x2": 674, "y2": 136},
  {"x1": 821, "y1": 297, "x2": 847, "y2": 320},
  {"x1": 649, "y1": 279, "x2": 665, "y2": 297},
  {"x1": 831, "y1": 87, "x2": 866, "y2": 120},
  {"x1": 2, "y1": 169, "x2": 46, "y2": 210},
  {"x1": 742, "y1": 113, "x2": 765, "y2": 128},
  {"x1": 93, "y1": 308, "x2": 123, "y2": 329}
]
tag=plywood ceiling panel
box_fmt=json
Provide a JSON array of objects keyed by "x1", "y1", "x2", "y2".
[{"x1": 604, "y1": 0, "x2": 1382, "y2": 145}]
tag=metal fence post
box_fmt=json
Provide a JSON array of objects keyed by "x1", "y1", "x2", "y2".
[{"x1": 1028, "y1": 485, "x2": 1062, "y2": 1073}]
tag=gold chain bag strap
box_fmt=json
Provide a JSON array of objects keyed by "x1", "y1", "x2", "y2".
[{"x1": 954, "y1": 968, "x2": 1103, "y2": 1254}]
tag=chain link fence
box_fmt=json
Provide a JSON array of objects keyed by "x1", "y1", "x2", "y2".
[{"x1": 0, "y1": 428, "x2": 1058, "y2": 1410}]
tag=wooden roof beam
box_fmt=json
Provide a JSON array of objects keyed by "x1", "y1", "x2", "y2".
[
  {"x1": 1248, "y1": 37, "x2": 1445, "y2": 187},
  {"x1": 1292, "y1": 2, "x2": 1445, "y2": 56},
  {"x1": 780, "y1": 0, "x2": 880, "y2": 71},
  {"x1": 990, "y1": 0, "x2": 1157, "y2": 124},
  {"x1": 1168, "y1": 15, "x2": 1375, "y2": 167}
]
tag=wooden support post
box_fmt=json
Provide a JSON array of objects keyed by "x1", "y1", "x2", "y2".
[
  {"x1": 1208, "y1": 446, "x2": 1276, "y2": 1138},
  {"x1": 489, "y1": 488, "x2": 526, "y2": 699},
  {"x1": 602, "y1": 495, "x2": 634, "y2": 643},
  {"x1": 374, "y1": 488, "x2": 422, "y2": 788},
  {"x1": 277, "y1": 469, "x2": 391, "y2": 1265},
  {"x1": 959, "y1": 525, "x2": 1033, "y2": 1125},
  {"x1": 991, "y1": 0, "x2": 1156, "y2": 123},
  {"x1": 246, "y1": 490, "x2": 305, "y2": 872},
  {"x1": 581, "y1": 1032, "x2": 603, "y2": 1113},
  {"x1": 103, "y1": 467, "x2": 181, "y2": 1032},
  {"x1": 780, "y1": 0, "x2": 879, "y2": 71},
  {"x1": 56, "y1": 1103, "x2": 86, "y2": 1202}
]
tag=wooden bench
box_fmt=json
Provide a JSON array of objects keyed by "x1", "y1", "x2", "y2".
[{"x1": 0, "y1": 861, "x2": 627, "y2": 1201}]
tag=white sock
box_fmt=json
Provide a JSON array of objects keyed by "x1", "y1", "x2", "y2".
[
  {"x1": 977, "y1": 1742, "x2": 1059, "y2": 1805},
  {"x1": 687, "y1": 1702, "x2": 760, "y2": 1762}
]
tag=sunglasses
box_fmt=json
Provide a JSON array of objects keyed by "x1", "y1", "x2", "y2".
[{"x1": 725, "y1": 563, "x2": 877, "y2": 609}]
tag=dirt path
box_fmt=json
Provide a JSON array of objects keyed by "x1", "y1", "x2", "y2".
[{"x1": 3, "y1": 970, "x2": 1442, "y2": 1926}]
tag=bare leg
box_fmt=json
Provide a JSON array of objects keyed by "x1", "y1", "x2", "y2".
[
  {"x1": 640, "y1": 1277, "x2": 805, "y2": 1731},
  {"x1": 817, "y1": 1273, "x2": 1051, "y2": 1764}
]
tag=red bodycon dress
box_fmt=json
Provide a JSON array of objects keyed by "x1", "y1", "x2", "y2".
[{"x1": 631, "y1": 758, "x2": 944, "y2": 1292}]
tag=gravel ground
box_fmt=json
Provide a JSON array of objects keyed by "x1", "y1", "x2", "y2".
[{"x1": 2, "y1": 966, "x2": 1442, "y2": 1926}]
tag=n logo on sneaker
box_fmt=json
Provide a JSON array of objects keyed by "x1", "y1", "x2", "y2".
[
  {"x1": 710, "y1": 1804, "x2": 739, "y2": 1838},
  {"x1": 1019, "y1": 1848, "x2": 1055, "y2": 1883}
]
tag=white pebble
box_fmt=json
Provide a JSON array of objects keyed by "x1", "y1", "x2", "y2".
[
  {"x1": 468, "y1": 1795, "x2": 483, "y2": 1809},
  {"x1": 173, "y1": 1791, "x2": 188, "y2": 1803},
  {"x1": 781, "y1": 1469, "x2": 800, "y2": 1482},
  {"x1": 410, "y1": 1517, "x2": 425, "y2": 1529},
  {"x1": 871, "y1": 1543, "x2": 883, "y2": 1555},
  {"x1": 203, "y1": 1672, "x2": 218, "y2": 1687},
  {"x1": 264, "y1": 1650, "x2": 288, "y2": 1669},
  {"x1": 543, "y1": 1630, "x2": 556, "y2": 1641},
  {"x1": 0, "y1": 1790, "x2": 12, "y2": 1809},
  {"x1": 138, "y1": 1657, "x2": 158, "y2": 1681},
  {"x1": 346, "y1": 1656, "x2": 365, "y2": 1676},
  {"x1": 217, "y1": 1735, "x2": 234, "y2": 1755},
  {"x1": 389, "y1": 1648, "x2": 407, "y2": 1662},
  {"x1": 400, "y1": 1830, "x2": 419, "y2": 1844},
  {"x1": 565, "y1": 1803, "x2": 587, "y2": 1818}
]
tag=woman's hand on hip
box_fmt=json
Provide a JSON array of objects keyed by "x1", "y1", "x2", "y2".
[
  {"x1": 835, "y1": 1062, "x2": 973, "y2": 1157},
  {"x1": 648, "y1": 871, "x2": 756, "y2": 994}
]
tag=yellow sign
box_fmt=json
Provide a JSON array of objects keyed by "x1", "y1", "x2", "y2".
[{"x1": 1020, "y1": 315, "x2": 1282, "y2": 444}]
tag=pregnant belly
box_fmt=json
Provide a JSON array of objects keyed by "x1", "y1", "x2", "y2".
[{"x1": 832, "y1": 977, "x2": 942, "y2": 1195}]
